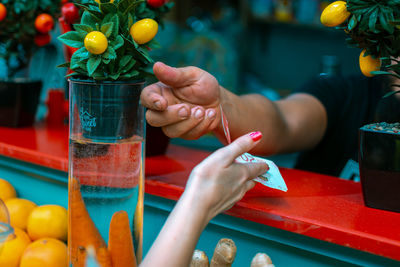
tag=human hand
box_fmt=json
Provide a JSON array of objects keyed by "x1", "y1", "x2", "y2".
[
  {"x1": 140, "y1": 62, "x2": 222, "y2": 139},
  {"x1": 182, "y1": 132, "x2": 269, "y2": 222}
]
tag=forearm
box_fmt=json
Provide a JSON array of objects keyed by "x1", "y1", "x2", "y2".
[
  {"x1": 214, "y1": 87, "x2": 290, "y2": 155},
  {"x1": 140, "y1": 192, "x2": 209, "y2": 267}
]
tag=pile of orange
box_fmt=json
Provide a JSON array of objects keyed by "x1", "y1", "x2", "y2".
[{"x1": 0, "y1": 178, "x2": 68, "y2": 267}]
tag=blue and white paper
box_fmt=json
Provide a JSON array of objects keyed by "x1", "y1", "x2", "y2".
[{"x1": 236, "y1": 153, "x2": 288, "y2": 192}]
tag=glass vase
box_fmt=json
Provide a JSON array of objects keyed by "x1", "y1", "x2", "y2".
[{"x1": 68, "y1": 78, "x2": 145, "y2": 266}]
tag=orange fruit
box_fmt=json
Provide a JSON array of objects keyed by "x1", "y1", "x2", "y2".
[
  {"x1": 27, "y1": 205, "x2": 68, "y2": 242},
  {"x1": 20, "y1": 238, "x2": 68, "y2": 267},
  {"x1": 359, "y1": 49, "x2": 381, "y2": 77},
  {"x1": 84, "y1": 31, "x2": 108, "y2": 54},
  {"x1": 0, "y1": 3, "x2": 6, "y2": 22},
  {"x1": 0, "y1": 178, "x2": 16, "y2": 201},
  {"x1": 35, "y1": 13, "x2": 54, "y2": 34},
  {"x1": 130, "y1": 18, "x2": 158, "y2": 45},
  {"x1": 5, "y1": 198, "x2": 36, "y2": 230},
  {"x1": 0, "y1": 227, "x2": 31, "y2": 267},
  {"x1": 320, "y1": 1, "x2": 350, "y2": 27}
]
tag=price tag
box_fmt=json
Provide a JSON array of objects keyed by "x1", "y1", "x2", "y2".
[{"x1": 220, "y1": 105, "x2": 288, "y2": 192}]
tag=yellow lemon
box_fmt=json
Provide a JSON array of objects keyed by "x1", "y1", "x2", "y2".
[
  {"x1": 84, "y1": 31, "x2": 108, "y2": 55},
  {"x1": 130, "y1": 18, "x2": 158, "y2": 45},
  {"x1": 95, "y1": 0, "x2": 114, "y2": 3},
  {"x1": 0, "y1": 179, "x2": 16, "y2": 201},
  {"x1": 0, "y1": 227, "x2": 31, "y2": 267},
  {"x1": 320, "y1": 1, "x2": 350, "y2": 27},
  {"x1": 359, "y1": 49, "x2": 381, "y2": 77},
  {"x1": 27, "y1": 205, "x2": 68, "y2": 242},
  {"x1": 20, "y1": 238, "x2": 68, "y2": 267},
  {"x1": 5, "y1": 198, "x2": 36, "y2": 230}
]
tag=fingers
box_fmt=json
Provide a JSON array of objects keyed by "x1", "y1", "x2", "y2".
[
  {"x1": 146, "y1": 103, "x2": 191, "y2": 127},
  {"x1": 211, "y1": 131, "x2": 263, "y2": 166},
  {"x1": 153, "y1": 62, "x2": 202, "y2": 88},
  {"x1": 140, "y1": 82, "x2": 168, "y2": 111},
  {"x1": 241, "y1": 162, "x2": 269, "y2": 181}
]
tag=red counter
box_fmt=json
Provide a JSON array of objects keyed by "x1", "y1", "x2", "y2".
[{"x1": 0, "y1": 124, "x2": 399, "y2": 263}]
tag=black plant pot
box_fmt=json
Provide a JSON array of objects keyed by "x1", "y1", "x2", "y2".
[
  {"x1": 0, "y1": 79, "x2": 42, "y2": 127},
  {"x1": 358, "y1": 124, "x2": 400, "y2": 213},
  {"x1": 69, "y1": 78, "x2": 144, "y2": 141}
]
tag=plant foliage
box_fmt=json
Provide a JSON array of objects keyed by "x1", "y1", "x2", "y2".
[
  {"x1": 343, "y1": 0, "x2": 400, "y2": 95},
  {"x1": 58, "y1": 0, "x2": 173, "y2": 81},
  {"x1": 0, "y1": 0, "x2": 61, "y2": 79}
]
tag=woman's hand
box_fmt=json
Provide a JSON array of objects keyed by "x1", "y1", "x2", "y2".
[
  {"x1": 140, "y1": 132, "x2": 269, "y2": 267},
  {"x1": 182, "y1": 131, "x2": 269, "y2": 222},
  {"x1": 140, "y1": 62, "x2": 222, "y2": 139}
]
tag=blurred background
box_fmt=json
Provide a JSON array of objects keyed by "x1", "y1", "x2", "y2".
[{"x1": 0, "y1": 0, "x2": 361, "y2": 166}]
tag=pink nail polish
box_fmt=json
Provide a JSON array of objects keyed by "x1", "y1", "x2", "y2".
[{"x1": 249, "y1": 131, "x2": 262, "y2": 142}]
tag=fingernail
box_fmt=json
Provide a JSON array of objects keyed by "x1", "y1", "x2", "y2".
[
  {"x1": 154, "y1": 101, "x2": 161, "y2": 109},
  {"x1": 207, "y1": 109, "x2": 216, "y2": 119},
  {"x1": 249, "y1": 131, "x2": 262, "y2": 142},
  {"x1": 193, "y1": 108, "x2": 204, "y2": 119},
  {"x1": 178, "y1": 107, "x2": 189, "y2": 118}
]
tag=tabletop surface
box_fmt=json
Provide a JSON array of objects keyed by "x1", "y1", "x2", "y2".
[{"x1": 0, "y1": 124, "x2": 399, "y2": 261}]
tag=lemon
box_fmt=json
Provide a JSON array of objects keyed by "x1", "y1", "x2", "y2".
[
  {"x1": 27, "y1": 205, "x2": 68, "y2": 242},
  {"x1": 5, "y1": 198, "x2": 37, "y2": 230},
  {"x1": 320, "y1": 1, "x2": 350, "y2": 27},
  {"x1": 0, "y1": 227, "x2": 31, "y2": 267},
  {"x1": 84, "y1": 31, "x2": 108, "y2": 55},
  {"x1": 359, "y1": 49, "x2": 381, "y2": 77},
  {"x1": 0, "y1": 178, "x2": 16, "y2": 201},
  {"x1": 130, "y1": 18, "x2": 158, "y2": 45}
]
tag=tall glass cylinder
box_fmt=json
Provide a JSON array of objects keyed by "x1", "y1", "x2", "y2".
[{"x1": 68, "y1": 78, "x2": 145, "y2": 266}]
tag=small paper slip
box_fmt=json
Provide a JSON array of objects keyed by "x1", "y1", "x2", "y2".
[
  {"x1": 219, "y1": 105, "x2": 287, "y2": 192},
  {"x1": 236, "y1": 153, "x2": 288, "y2": 192}
]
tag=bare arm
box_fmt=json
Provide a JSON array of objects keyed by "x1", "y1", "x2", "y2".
[
  {"x1": 217, "y1": 88, "x2": 328, "y2": 155},
  {"x1": 139, "y1": 133, "x2": 269, "y2": 267},
  {"x1": 141, "y1": 62, "x2": 327, "y2": 156}
]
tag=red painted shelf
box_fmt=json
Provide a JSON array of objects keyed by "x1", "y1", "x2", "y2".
[{"x1": 0, "y1": 123, "x2": 399, "y2": 261}]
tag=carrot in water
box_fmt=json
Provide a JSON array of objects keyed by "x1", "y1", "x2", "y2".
[
  {"x1": 96, "y1": 246, "x2": 112, "y2": 267},
  {"x1": 108, "y1": 210, "x2": 137, "y2": 267},
  {"x1": 69, "y1": 177, "x2": 107, "y2": 267}
]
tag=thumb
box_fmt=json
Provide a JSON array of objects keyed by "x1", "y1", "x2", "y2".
[{"x1": 153, "y1": 62, "x2": 201, "y2": 88}]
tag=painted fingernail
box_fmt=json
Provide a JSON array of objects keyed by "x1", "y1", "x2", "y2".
[
  {"x1": 178, "y1": 107, "x2": 189, "y2": 118},
  {"x1": 154, "y1": 101, "x2": 161, "y2": 109},
  {"x1": 193, "y1": 108, "x2": 204, "y2": 119},
  {"x1": 207, "y1": 109, "x2": 216, "y2": 119},
  {"x1": 249, "y1": 131, "x2": 262, "y2": 142}
]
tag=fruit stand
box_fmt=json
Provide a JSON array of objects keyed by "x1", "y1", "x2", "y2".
[{"x1": 0, "y1": 123, "x2": 399, "y2": 266}]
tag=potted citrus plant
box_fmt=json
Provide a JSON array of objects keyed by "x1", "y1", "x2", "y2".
[
  {"x1": 57, "y1": 0, "x2": 172, "y2": 265},
  {"x1": 321, "y1": 0, "x2": 400, "y2": 212},
  {"x1": 0, "y1": 0, "x2": 60, "y2": 127}
]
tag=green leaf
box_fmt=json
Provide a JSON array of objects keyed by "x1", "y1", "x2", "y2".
[
  {"x1": 101, "y1": 22, "x2": 114, "y2": 37},
  {"x1": 383, "y1": 89, "x2": 400, "y2": 98},
  {"x1": 100, "y1": 2, "x2": 118, "y2": 14},
  {"x1": 111, "y1": 35, "x2": 124, "y2": 50},
  {"x1": 81, "y1": 11, "x2": 100, "y2": 28},
  {"x1": 74, "y1": 24, "x2": 94, "y2": 35},
  {"x1": 58, "y1": 31, "x2": 84, "y2": 48},
  {"x1": 119, "y1": 55, "x2": 134, "y2": 68},
  {"x1": 87, "y1": 56, "x2": 102, "y2": 76},
  {"x1": 379, "y1": 12, "x2": 394, "y2": 33},
  {"x1": 74, "y1": 47, "x2": 90, "y2": 60},
  {"x1": 57, "y1": 62, "x2": 70, "y2": 68}
]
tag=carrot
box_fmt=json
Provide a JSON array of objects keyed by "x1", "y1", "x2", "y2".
[
  {"x1": 250, "y1": 253, "x2": 274, "y2": 267},
  {"x1": 210, "y1": 238, "x2": 237, "y2": 267},
  {"x1": 96, "y1": 246, "x2": 112, "y2": 267},
  {"x1": 190, "y1": 249, "x2": 209, "y2": 267},
  {"x1": 69, "y1": 177, "x2": 107, "y2": 267},
  {"x1": 108, "y1": 210, "x2": 137, "y2": 267}
]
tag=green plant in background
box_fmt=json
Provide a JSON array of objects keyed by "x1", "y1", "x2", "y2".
[
  {"x1": 0, "y1": 0, "x2": 61, "y2": 79},
  {"x1": 58, "y1": 0, "x2": 173, "y2": 81},
  {"x1": 321, "y1": 0, "x2": 400, "y2": 95}
]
